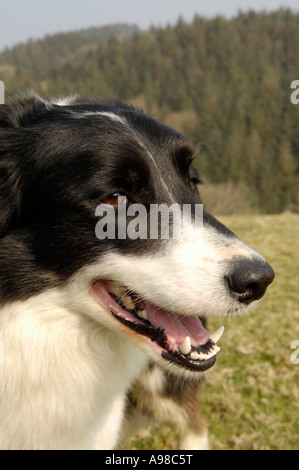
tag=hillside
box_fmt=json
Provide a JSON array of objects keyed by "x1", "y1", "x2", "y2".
[
  {"x1": 0, "y1": 23, "x2": 139, "y2": 81},
  {"x1": 0, "y1": 10, "x2": 298, "y2": 214}
]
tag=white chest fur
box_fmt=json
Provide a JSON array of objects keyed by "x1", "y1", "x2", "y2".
[{"x1": 0, "y1": 291, "x2": 148, "y2": 449}]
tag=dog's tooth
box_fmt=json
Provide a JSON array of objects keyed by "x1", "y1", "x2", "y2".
[
  {"x1": 137, "y1": 309, "x2": 148, "y2": 320},
  {"x1": 190, "y1": 351, "x2": 200, "y2": 360},
  {"x1": 179, "y1": 336, "x2": 191, "y2": 355},
  {"x1": 109, "y1": 281, "x2": 121, "y2": 289},
  {"x1": 190, "y1": 345, "x2": 221, "y2": 361},
  {"x1": 122, "y1": 295, "x2": 135, "y2": 310},
  {"x1": 207, "y1": 346, "x2": 221, "y2": 359},
  {"x1": 209, "y1": 326, "x2": 225, "y2": 344},
  {"x1": 110, "y1": 283, "x2": 128, "y2": 298}
]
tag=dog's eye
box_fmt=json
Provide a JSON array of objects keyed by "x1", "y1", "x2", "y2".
[
  {"x1": 101, "y1": 193, "x2": 128, "y2": 206},
  {"x1": 190, "y1": 181, "x2": 196, "y2": 192},
  {"x1": 190, "y1": 180, "x2": 199, "y2": 193},
  {"x1": 189, "y1": 176, "x2": 201, "y2": 192}
]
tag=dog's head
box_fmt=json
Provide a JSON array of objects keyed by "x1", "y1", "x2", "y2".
[{"x1": 0, "y1": 94, "x2": 274, "y2": 378}]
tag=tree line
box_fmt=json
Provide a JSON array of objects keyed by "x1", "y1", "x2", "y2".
[{"x1": 1, "y1": 9, "x2": 298, "y2": 213}]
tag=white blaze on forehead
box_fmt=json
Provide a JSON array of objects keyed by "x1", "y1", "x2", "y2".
[
  {"x1": 51, "y1": 96, "x2": 128, "y2": 125},
  {"x1": 78, "y1": 109, "x2": 173, "y2": 200},
  {"x1": 52, "y1": 100, "x2": 181, "y2": 202},
  {"x1": 79, "y1": 111, "x2": 128, "y2": 126}
]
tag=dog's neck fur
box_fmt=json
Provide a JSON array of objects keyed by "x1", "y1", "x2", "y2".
[{"x1": 0, "y1": 289, "x2": 148, "y2": 449}]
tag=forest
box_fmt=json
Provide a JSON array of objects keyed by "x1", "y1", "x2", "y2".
[{"x1": 0, "y1": 9, "x2": 298, "y2": 213}]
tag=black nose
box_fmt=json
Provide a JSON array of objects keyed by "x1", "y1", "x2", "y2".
[{"x1": 226, "y1": 257, "x2": 275, "y2": 303}]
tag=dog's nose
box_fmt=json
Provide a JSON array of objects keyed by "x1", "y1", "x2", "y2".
[{"x1": 226, "y1": 257, "x2": 275, "y2": 303}]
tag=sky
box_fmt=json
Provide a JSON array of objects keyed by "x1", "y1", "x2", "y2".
[{"x1": 0, "y1": 0, "x2": 298, "y2": 51}]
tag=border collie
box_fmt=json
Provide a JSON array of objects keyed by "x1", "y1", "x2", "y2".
[{"x1": 0, "y1": 94, "x2": 274, "y2": 450}]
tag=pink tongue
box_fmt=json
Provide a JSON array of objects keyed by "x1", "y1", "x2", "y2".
[{"x1": 144, "y1": 302, "x2": 210, "y2": 346}]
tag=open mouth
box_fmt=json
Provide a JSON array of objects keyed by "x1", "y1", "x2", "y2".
[{"x1": 90, "y1": 281, "x2": 224, "y2": 372}]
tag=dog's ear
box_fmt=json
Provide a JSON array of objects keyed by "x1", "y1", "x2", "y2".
[
  {"x1": 0, "y1": 156, "x2": 22, "y2": 236},
  {"x1": 0, "y1": 95, "x2": 44, "y2": 235},
  {"x1": 0, "y1": 93, "x2": 45, "y2": 128},
  {"x1": 0, "y1": 94, "x2": 48, "y2": 235}
]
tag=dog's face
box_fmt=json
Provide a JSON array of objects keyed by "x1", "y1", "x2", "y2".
[{"x1": 0, "y1": 95, "x2": 274, "y2": 378}]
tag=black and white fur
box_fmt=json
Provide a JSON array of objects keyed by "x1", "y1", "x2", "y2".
[{"x1": 0, "y1": 94, "x2": 274, "y2": 449}]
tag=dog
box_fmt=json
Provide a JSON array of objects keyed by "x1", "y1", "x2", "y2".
[{"x1": 0, "y1": 93, "x2": 274, "y2": 450}]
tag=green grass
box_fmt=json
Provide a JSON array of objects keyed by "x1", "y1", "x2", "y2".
[{"x1": 121, "y1": 212, "x2": 299, "y2": 450}]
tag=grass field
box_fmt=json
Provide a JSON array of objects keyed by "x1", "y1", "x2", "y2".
[{"x1": 121, "y1": 212, "x2": 299, "y2": 450}]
